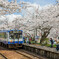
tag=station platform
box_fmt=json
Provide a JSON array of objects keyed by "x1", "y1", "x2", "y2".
[
  {"x1": 23, "y1": 43, "x2": 59, "y2": 53},
  {"x1": 22, "y1": 43, "x2": 59, "y2": 59}
]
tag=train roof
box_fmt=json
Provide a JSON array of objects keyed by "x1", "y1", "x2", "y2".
[{"x1": 0, "y1": 30, "x2": 23, "y2": 32}]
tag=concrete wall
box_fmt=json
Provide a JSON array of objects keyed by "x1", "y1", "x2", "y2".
[{"x1": 23, "y1": 43, "x2": 59, "y2": 59}]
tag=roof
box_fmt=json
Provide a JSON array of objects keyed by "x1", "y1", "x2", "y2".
[{"x1": 0, "y1": 30, "x2": 23, "y2": 32}]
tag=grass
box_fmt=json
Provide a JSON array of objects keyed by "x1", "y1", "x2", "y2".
[
  {"x1": 31, "y1": 41, "x2": 35, "y2": 44},
  {"x1": 45, "y1": 44, "x2": 56, "y2": 48},
  {"x1": 34, "y1": 43, "x2": 57, "y2": 48}
]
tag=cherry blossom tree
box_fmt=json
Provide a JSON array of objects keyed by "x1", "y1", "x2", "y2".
[
  {"x1": 22, "y1": 3, "x2": 59, "y2": 44},
  {"x1": 0, "y1": 0, "x2": 31, "y2": 15},
  {"x1": 0, "y1": 0, "x2": 32, "y2": 30},
  {"x1": 0, "y1": 0, "x2": 59, "y2": 44}
]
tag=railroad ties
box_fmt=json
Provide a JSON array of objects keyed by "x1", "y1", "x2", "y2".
[
  {"x1": 22, "y1": 43, "x2": 59, "y2": 59},
  {"x1": 0, "y1": 53, "x2": 7, "y2": 59}
]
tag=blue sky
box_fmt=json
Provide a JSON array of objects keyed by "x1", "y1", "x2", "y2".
[
  {"x1": 9, "y1": 0, "x2": 57, "y2": 6},
  {"x1": 8, "y1": 0, "x2": 57, "y2": 15}
]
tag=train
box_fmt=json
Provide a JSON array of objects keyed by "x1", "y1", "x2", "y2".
[{"x1": 0, "y1": 30, "x2": 23, "y2": 48}]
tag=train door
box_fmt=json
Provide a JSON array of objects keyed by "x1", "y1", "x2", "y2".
[
  {"x1": 5, "y1": 32, "x2": 8, "y2": 44},
  {"x1": 8, "y1": 31, "x2": 14, "y2": 44},
  {"x1": 14, "y1": 31, "x2": 23, "y2": 44},
  {"x1": 14, "y1": 33, "x2": 19, "y2": 43},
  {"x1": 18, "y1": 31, "x2": 23, "y2": 44}
]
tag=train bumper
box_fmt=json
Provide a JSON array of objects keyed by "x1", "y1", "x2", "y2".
[
  {"x1": 19, "y1": 41, "x2": 23, "y2": 44},
  {"x1": 8, "y1": 42, "x2": 14, "y2": 44}
]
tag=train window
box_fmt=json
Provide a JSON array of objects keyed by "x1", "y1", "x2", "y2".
[
  {"x1": 9, "y1": 31, "x2": 14, "y2": 39},
  {"x1": 9, "y1": 30, "x2": 22, "y2": 39},
  {"x1": 14, "y1": 33, "x2": 19, "y2": 39},
  {"x1": 20, "y1": 35, "x2": 22, "y2": 38},
  {"x1": 4, "y1": 33, "x2": 7, "y2": 38},
  {"x1": 18, "y1": 35, "x2": 20, "y2": 39},
  {"x1": 14, "y1": 33, "x2": 22, "y2": 39},
  {"x1": 10, "y1": 35, "x2": 14, "y2": 39},
  {"x1": 0, "y1": 32, "x2": 7, "y2": 39},
  {"x1": 9, "y1": 34, "x2": 14, "y2": 39}
]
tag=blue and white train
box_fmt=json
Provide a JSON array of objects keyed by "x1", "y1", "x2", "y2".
[{"x1": 0, "y1": 30, "x2": 23, "y2": 48}]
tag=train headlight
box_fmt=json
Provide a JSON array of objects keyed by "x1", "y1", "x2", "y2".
[{"x1": 10, "y1": 40, "x2": 13, "y2": 42}]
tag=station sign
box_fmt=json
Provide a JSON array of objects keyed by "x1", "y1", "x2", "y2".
[{"x1": 35, "y1": 36, "x2": 39, "y2": 41}]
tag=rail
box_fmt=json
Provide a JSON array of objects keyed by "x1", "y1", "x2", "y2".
[
  {"x1": 0, "y1": 53, "x2": 7, "y2": 59},
  {"x1": 14, "y1": 50, "x2": 40, "y2": 59}
]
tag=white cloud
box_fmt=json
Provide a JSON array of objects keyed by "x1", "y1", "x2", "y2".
[{"x1": 5, "y1": 14, "x2": 22, "y2": 22}]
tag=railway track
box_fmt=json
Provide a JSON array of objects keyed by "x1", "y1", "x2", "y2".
[
  {"x1": 14, "y1": 49, "x2": 46, "y2": 59},
  {"x1": 0, "y1": 53, "x2": 7, "y2": 59},
  {"x1": 15, "y1": 51, "x2": 33, "y2": 59},
  {"x1": 0, "y1": 46, "x2": 48, "y2": 59}
]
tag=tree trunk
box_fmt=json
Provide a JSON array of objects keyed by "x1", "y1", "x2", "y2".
[
  {"x1": 40, "y1": 31, "x2": 50, "y2": 44},
  {"x1": 40, "y1": 36, "x2": 47, "y2": 44}
]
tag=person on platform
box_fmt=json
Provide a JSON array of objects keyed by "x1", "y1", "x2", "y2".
[
  {"x1": 29, "y1": 38, "x2": 31, "y2": 44},
  {"x1": 56, "y1": 42, "x2": 59, "y2": 51},
  {"x1": 26, "y1": 37, "x2": 29, "y2": 43},
  {"x1": 50, "y1": 38, "x2": 54, "y2": 48}
]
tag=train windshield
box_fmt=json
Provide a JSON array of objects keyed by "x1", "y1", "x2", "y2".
[
  {"x1": 9, "y1": 30, "x2": 22, "y2": 39},
  {"x1": 9, "y1": 33, "x2": 14, "y2": 39},
  {"x1": 14, "y1": 33, "x2": 22, "y2": 39}
]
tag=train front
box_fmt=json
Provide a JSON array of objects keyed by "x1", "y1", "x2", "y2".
[{"x1": 9, "y1": 30, "x2": 23, "y2": 48}]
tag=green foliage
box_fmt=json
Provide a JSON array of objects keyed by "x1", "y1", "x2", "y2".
[
  {"x1": 37, "y1": 38, "x2": 56, "y2": 48},
  {"x1": 44, "y1": 38, "x2": 49, "y2": 40},
  {"x1": 45, "y1": 44, "x2": 56, "y2": 48},
  {"x1": 53, "y1": 44, "x2": 56, "y2": 48},
  {"x1": 31, "y1": 41, "x2": 35, "y2": 44},
  {"x1": 41, "y1": 38, "x2": 49, "y2": 45},
  {"x1": 37, "y1": 43, "x2": 41, "y2": 45}
]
